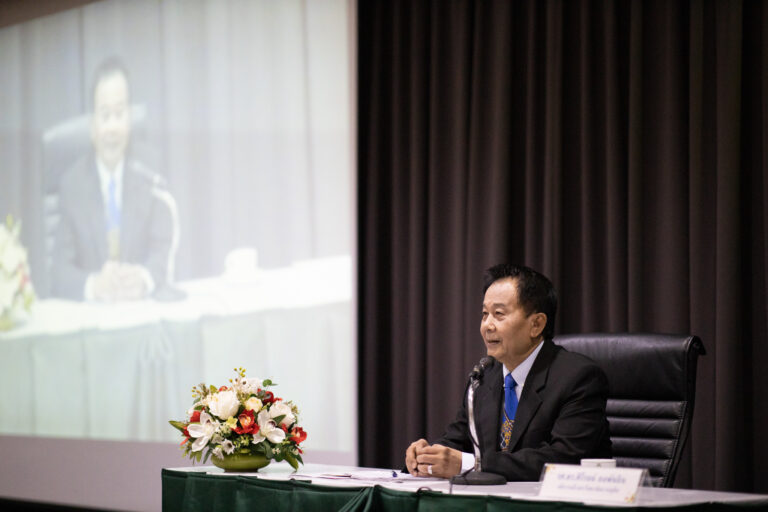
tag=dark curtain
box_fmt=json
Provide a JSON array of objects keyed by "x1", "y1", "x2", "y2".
[{"x1": 358, "y1": 0, "x2": 768, "y2": 492}]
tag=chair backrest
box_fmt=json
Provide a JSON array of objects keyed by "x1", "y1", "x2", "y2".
[{"x1": 553, "y1": 333, "x2": 705, "y2": 488}]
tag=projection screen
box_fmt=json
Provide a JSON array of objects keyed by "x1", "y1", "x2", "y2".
[{"x1": 0, "y1": 1, "x2": 355, "y2": 509}]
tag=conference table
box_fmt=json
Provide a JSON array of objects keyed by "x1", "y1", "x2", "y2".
[
  {"x1": 0, "y1": 256, "x2": 353, "y2": 453},
  {"x1": 163, "y1": 463, "x2": 768, "y2": 511}
]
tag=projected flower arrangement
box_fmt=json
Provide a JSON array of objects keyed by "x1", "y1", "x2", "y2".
[
  {"x1": 0, "y1": 216, "x2": 35, "y2": 331},
  {"x1": 170, "y1": 368, "x2": 307, "y2": 471}
]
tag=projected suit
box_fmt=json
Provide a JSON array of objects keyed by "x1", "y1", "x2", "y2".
[
  {"x1": 434, "y1": 340, "x2": 612, "y2": 481},
  {"x1": 51, "y1": 154, "x2": 172, "y2": 300}
]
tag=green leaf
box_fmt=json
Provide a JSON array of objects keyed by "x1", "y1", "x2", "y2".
[
  {"x1": 263, "y1": 379, "x2": 274, "y2": 387},
  {"x1": 169, "y1": 420, "x2": 187, "y2": 432},
  {"x1": 272, "y1": 414, "x2": 285, "y2": 425},
  {"x1": 285, "y1": 453, "x2": 299, "y2": 470},
  {"x1": 210, "y1": 385, "x2": 218, "y2": 394}
]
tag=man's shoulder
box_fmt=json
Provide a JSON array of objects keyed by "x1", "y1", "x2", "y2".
[
  {"x1": 57, "y1": 155, "x2": 96, "y2": 199},
  {"x1": 124, "y1": 159, "x2": 164, "y2": 191},
  {"x1": 548, "y1": 341, "x2": 608, "y2": 379}
]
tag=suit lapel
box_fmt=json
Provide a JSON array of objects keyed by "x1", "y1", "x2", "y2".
[
  {"x1": 83, "y1": 158, "x2": 109, "y2": 264},
  {"x1": 507, "y1": 340, "x2": 557, "y2": 451}
]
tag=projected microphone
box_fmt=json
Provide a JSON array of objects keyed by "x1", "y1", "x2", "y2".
[
  {"x1": 133, "y1": 163, "x2": 186, "y2": 301},
  {"x1": 451, "y1": 356, "x2": 507, "y2": 486}
]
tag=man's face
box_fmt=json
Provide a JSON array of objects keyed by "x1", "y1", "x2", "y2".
[
  {"x1": 480, "y1": 277, "x2": 545, "y2": 369},
  {"x1": 91, "y1": 72, "x2": 131, "y2": 171}
]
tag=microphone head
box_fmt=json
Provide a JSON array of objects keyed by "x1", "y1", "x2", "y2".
[
  {"x1": 469, "y1": 356, "x2": 495, "y2": 381},
  {"x1": 479, "y1": 356, "x2": 494, "y2": 370}
]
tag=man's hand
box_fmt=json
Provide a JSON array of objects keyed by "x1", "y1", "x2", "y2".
[
  {"x1": 405, "y1": 439, "x2": 462, "y2": 479},
  {"x1": 92, "y1": 261, "x2": 149, "y2": 302},
  {"x1": 405, "y1": 439, "x2": 428, "y2": 475}
]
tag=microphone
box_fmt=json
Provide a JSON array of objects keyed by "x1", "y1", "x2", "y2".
[
  {"x1": 130, "y1": 161, "x2": 185, "y2": 301},
  {"x1": 469, "y1": 356, "x2": 494, "y2": 382},
  {"x1": 450, "y1": 356, "x2": 506, "y2": 486}
]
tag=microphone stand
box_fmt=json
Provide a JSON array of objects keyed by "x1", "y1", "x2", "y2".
[
  {"x1": 150, "y1": 180, "x2": 187, "y2": 302},
  {"x1": 450, "y1": 367, "x2": 506, "y2": 486}
]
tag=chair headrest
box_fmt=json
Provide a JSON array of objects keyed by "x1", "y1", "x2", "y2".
[{"x1": 554, "y1": 333, "x2": 705, "y2": 401}]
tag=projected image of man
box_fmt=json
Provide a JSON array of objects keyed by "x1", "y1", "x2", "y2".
[{"x1": 52, "y1": 58, "x2": 172, "y2": 301}]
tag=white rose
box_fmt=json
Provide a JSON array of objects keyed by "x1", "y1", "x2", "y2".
[
  {"x1": 238, "y1": 377, "x2": 263, "y2": 395},
  {"x1": 0, "y1": 224, "x2": 9, "y2": 248},
  {"x1": 0, "y1": 243, "x2": 25, "y2": 273},
  {"x1": 269, "y1": 402, "x2": 295, "y2": 427},
  {"x1": 244, "y1": 397, "x2": 263, "y2": 412},
  {"x1": 0, "y1": 274, "x2": 16, "y2": 311},
  {"x1": 208, "y1": 389, "x2": 240, "y2": 419}
]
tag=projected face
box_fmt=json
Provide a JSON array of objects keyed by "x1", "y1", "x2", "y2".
[{"x1": 91, "y1": 71, "x2": 131, "y2": 171}]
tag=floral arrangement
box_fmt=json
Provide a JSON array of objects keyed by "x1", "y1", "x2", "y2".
[
  {"x1": 0, "y1": 215, "x2": 35, "y2": 331},
  {"x1": 169, "y1": 368, "x2": 307, "y2": 469}
]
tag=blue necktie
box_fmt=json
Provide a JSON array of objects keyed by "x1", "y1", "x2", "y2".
[
  {"x1": 107, "y1": 175, "x2": 120, "y2": 230},
  {"x1": 500, "y1": 373, "x2": 518, "y2": 450},
  {"x1": 106, "y1": 175, "x2": 121, "y2": 259}
]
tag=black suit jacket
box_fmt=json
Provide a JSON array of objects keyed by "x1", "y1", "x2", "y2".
[
  {"x1": 51, "y1": 155, "x2": 173, "y2": 299},
  {"x1": 435, "y1": 340, "x2": 612, "y2": 481}
]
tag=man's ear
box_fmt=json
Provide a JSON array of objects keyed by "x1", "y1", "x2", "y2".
[{"x1": 529, "y1": 312, "x2": 547, "y2": 339}]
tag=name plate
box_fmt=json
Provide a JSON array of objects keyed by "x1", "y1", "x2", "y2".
[{"x1": 538, "y1": 464, "x2": 646, "y2": 504}]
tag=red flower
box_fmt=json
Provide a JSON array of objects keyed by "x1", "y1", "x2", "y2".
[
  {"x1": 180, "y1": 426, "x2": 191, "y2": 446},
  {"x1": 263, "y1": 391, "x2": 275, "y2": 404},
  {"x1": 218, "y1": 386, "x2": 229, "y2": 391},
  {"x1": 289, "y1": 427, "x2": 307, "y2": 444},
  {"x1": 233, "y1": 409, "x2": 256, "y2": 434},
  {"x1": 189, "y1": 410, "x2": 201, "y2": 423}
]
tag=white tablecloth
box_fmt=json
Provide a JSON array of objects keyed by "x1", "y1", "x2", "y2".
[{"x1": 0, "y1": 256, "x2": 354, "y2": 453}]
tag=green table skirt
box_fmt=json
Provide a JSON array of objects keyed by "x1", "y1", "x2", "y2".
[{"x1": 163, "y1": 469, "x2": 768, "y2": 512}]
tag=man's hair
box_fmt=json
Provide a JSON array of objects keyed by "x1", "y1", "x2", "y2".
[
  {"x1": 482, "y1": 263, "x2": 558, "y2": 341},
  {"x1": 90, "y1": 57, "x2": 130, "y2": 112}
]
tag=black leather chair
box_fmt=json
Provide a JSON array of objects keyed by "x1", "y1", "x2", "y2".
[{"x1": 553, "y1": 333, "x2": 705, "y2": 488}]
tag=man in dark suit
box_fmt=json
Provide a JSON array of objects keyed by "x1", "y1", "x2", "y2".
[
  {"x1": 405, "y1": 264, "x2": 611, "y2": 481},
  {"x1": 51, "y1": 59, "x2": 172, "y2": 301}
]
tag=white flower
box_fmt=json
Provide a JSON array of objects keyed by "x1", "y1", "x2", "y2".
[
  {"x1": 187, "y1": 411, "x2": 220, "y2": 452},
  {"x1": 252, "y1": 409, "x2": 286, "y2": 444},
  {"x1": 187, "y1": 404, "x2": 201, "y2": 420},
  {"x1": 208, "y1": 389, "x2": 240, "y2": 420},
  {"x1": 0, "y1": 224, "x2": 9, "y2": 249},
  {"x1": 221, "y1": 439, "x2": 235, "y2": 455},
  {"x1": 269, "y1": 402, "x2": 295, "y2": 428},
  {"x1": 0, "y1": 273, "x2": 17, "y2": 311},
  {"x1": 244, "y1": 397, "x2": 263, "y2": 412},
  {"x1": 212, "y1": 445, "x2": 223, "y2": 459},
  {"x1": 237, "y1": 377, "x2": 263, "y2": 395},
  {"x1": 0, "y1": 242, "x2": 25, "y2": 273}
]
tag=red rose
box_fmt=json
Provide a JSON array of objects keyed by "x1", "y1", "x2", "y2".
[
  {"x1": 234, "y1": 409, "x2": 256, "y2": 434},
  {"x1": 289, "y1": 427, "x2": 307, "y2": 444},
  {"x1": 218, "y1": 386, "x2": 229, "y2": 392},
  {"x1": 189, "y1": 410, "x2": 201, "y2": 423}
]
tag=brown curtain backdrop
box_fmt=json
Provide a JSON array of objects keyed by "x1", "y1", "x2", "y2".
[{"x1": 358, "y1": 0, "x2": 768, "y2": 492}]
